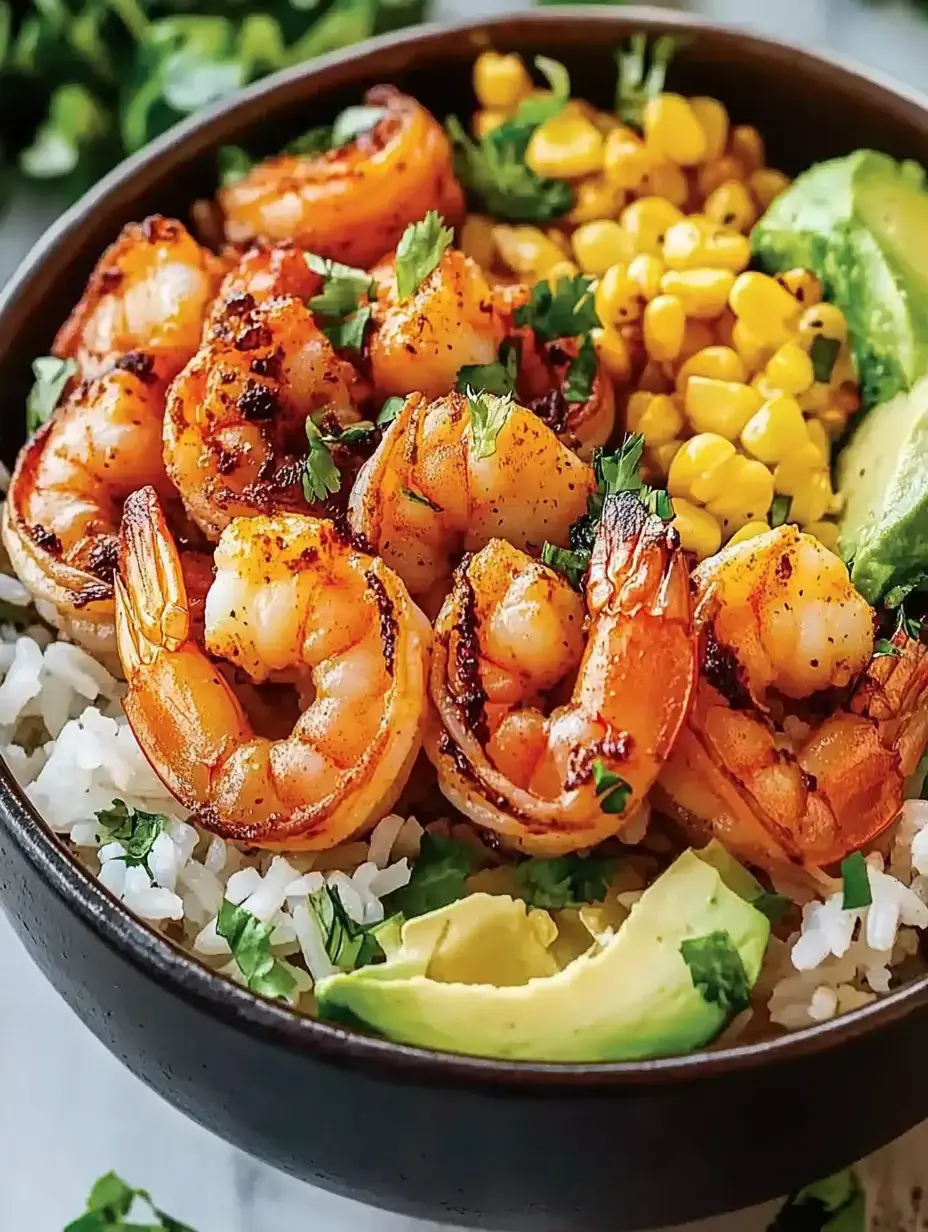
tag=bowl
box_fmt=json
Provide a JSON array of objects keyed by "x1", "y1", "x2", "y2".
[{"x1": 2, "y1": 8, "x2": 928, "y2": 1230}]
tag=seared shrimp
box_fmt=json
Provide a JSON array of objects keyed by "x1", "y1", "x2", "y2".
[
  {"x1": 368, "y1": 248, "x2": 504, "y2": 402},
  {"x1": 115, "y1": 487, "x2": 431, "y2": 849},
  {"x1": 206, "y1": 239, "x2": 322, "y2": 331},
  {"x1": 426, "y1": 491, "x2": 696, "y2": 854},
  {"x1": 514, "y1": 328, "x2": 616, "y2": 461},
  {"x1": 164, "y1": 294, "x2": 365, "y2": 540},
  {"x1": 656, "y1": 525, "x2": 928, "y2": 873},
  {"x1": 219, "y1": 87, "x2": 463, "y2": 269},
  {"x1": 348, "y1": 391, "x2": 594, "y2": 615},
  {"x1": 54, "y1": 217, "x2": 223, "y2": 381},
  {"x1": 2, "y1": 355, "x2": 179, "y2": 656}
]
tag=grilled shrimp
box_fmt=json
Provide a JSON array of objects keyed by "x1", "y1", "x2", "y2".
[
  {"x1": 206, "y1": 239, "x2": 322, "y2": 330},
  {"x1": 2, "y1": 354, "x2": 180, "y2": 656},
  {"x1": 218, "y1": 87, "x2": 463, "y2": 268},
  {"x1": 164, "y1": 294, "x2": 365, "y2": 540},
  {"x1": 368, "y1": 248, "x2": 504, "y2": 403},
  {"x1": 513, "y1": 326, "x2": 616, "y2": 461},
  {"x1": 426, "y1": 491, "x2": 696, "y2": 854},
  {"x1": 656, "y1": 525, "x2": 928, "y2": 874},
  {"x1": 115, "y1": 487, "x2": 431, "y2": 849},
  {"x1": 54, "y1": 217, "x2": 223, "y2": 381},
  {"x1": 348, "y1": 391, "x2": 594, "y2": 615}
]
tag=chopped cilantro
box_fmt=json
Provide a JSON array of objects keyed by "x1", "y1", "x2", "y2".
[
  {"x1": 306, "y1": 883, "x2": 385, "y2": 971},
  {"x1": 65, "y1": 1171, "x2": 198, "y2": 1232},
  {"x1": 680, "y1": 930, "x2": 751, "y2": 1015},
  {"x1": 401, "y1": 486, "x2": 443, "y2": 512},
  {"x1": 305, "y1": 252, "x2": 375, "y2": 317},
  {"x1": 615, "y1": 34, "x2": 679, "y2": 128},
  {"x1": 95, "y1": 800, "x2": 166, "y2": 872},
  {"x1": 541, "y1": 542, "x2": 590, "y2": 589},
  {"x1": 327, "y1": 420, "x2": 375, "y2": 446},
  {"x1": 286, "y1": 125, "x2": 334, "y2": 156},
  {"x1": 512, "y1": 55, "x2": 570, "y2": 127},
  {"x1": 217, "y1": 144, "x2": 253, "y2": 187},
  {"x1": 516, "y1": 853, "x2": 617, "y2": 909},
  {"x1": 302, "y1": 418, "x2": 341, "y2": 503},
  {"x1": 885, "y1": 572, "x2": 928, "y2": 610},
  {"x1": 26, "y1": 354, "x2": 77, "y2": 435},
  {"x1": 394, "y1": 209, "x2": 453, "y2": 300},
  {"x1": 377, "y1": 395, "x2": 405, "y2": 426},
  {"x1": 810, "y1": 335, "x2": 841, "y2": 383},
  {"x1": 769, "y1": 494, "x2": 791, "y2": 528},
  {"x1": 562, "y1": 334, "x2": 598, "y2": 403},
  {"x1": 323, "y1": 304, "x2": 372, "y2": 351},
  {"x1": 513, "y1": 274, "x2": 600, "y2": 342},
  {"x1": 752, "y1": 891, "x2": 791, "y2": 925},
  {"x1": 456, "y1": 338, "x2": 520, "y2": 397},
  {"x1": 873, "y1": 637, "x2": 902, "y2": 659},
  {"x1": 330, "y1": 103, "x2": 387, "y2": 147},
  {"x1": 894, "y1": 602, "x2": 922, "y2": 642},
  {"x1": 216, "y1": 899, "x2": 298, "y2": 1002},
  {"x1": 467, "y1": 390, "x2": 514, "y2": 459},
  {"x1": 644, "y1": 486, "x2": 674, "y2": 520},
  {"x1": 385, "y1": 831, "x2": 477, "y2": 919},
  {"x1": 840, "y1": 850, "x2": 872, "y2": 910},
  {"x1": 591, "y1": 758, "x2": 632, "y2": 814}
]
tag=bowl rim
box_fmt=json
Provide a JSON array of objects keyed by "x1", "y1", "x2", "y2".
[{"x1": 4, "y1": 4, "x2": 928, "y2": 1088}]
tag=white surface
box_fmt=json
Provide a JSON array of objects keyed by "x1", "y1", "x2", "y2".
[{"x1": 3, "y1": 1, "x2": 928, "y2": 1229}]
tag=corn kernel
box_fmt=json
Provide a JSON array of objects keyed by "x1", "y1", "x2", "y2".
[
  {"x1": 643, "y1": 93, "x2": 708, "y2": 166},
  {"x1": 639, "y1": 160, "x2": 689, "y2": 208},
  {"x1": 460, "y1": 214, "x2": 496, "y2": 269},
  {"x1": 831, "y1": 350, "x2": 857, "y2": 389},
  {"x1": 492, "y1": 225, "x2": 565, "y2": 276},
  {"x1": 572, "y1": 220, "x2": 634, "y2": 276},
  {"x1": 772, "y1": 445, "x2": 825, "y2": 496},
  {"x1": 763, "y1": 341, "x2": 816, "y2": 396},
  {"x1": 473, "y1": 110, "x2": 508, "y2": 140},
  {"x1": 806, "y1": 417, "x2": 830, "y2": 465},
  {"x1": 621, "y1": 197, "x2": 684, "y2": 256},
  {"x1": 672, "y1": 498, "x2": 723, "y2": 560},
  {"x1": 627, "y1": 253, "x2": 664, "y2": 301},
  {"x1": 797, "y1": 302, "x2": 848, "y2": 345},
  {"x1": 698, "y1": 155, "x2": 747, "y2": 199},
  {"x1": 637, "y1": 358, "x2": 672, "y2": 394},
  {"x1": 643, "y1": 294, "x2": 686, "y2": 362},
  {"x1": 775, "y1": 268, "x2": 822, "y2": 308},
  {"x1": 789, "y1": 470, "x2": 833, "y2": 526},
  {"x1": 727, "y1": 520, "x2": 770, "y2": 547},
  {"x1": 730, "y1": 125, "x2": 765, "y2": 173},
  {"x1": 806, "y1": 520, "x2": 840, "y2": 553},
  {"x1": 593, "y1": 326, "x2": 632, "y2": 381},
  {"x1": 676, "y1": 345, "x2": 746, "y2": 393},
  {"x1": 668, "y1": 433, "x2": 734, "y2": 501},
  {"x1": 731, "y1": 319, "x2": 772, "y2": 373},
  {"x1": 628, "y1": 391, "x2": 684, "y2": 446},
  {"x1": 689, "y1": 97, "x2": 729, "y2": 161},
  {"x1": 662, "y1": 218, "x2": 750, "y2": 273},
  {"x1": 603, "y1": 129, "x2": 651, "y2": 191},
  {"x1": 739, "y1": 394, "x2": 808, "y2": 463},
  {"x1": 684, "y1": 375, "x2": 764, "y2": 439},
  {"x1": 527, "y1": 112, "x2": 605, "y2": 180},
  {"x1": 707, "y1": 456, "x2": 775, "y2": 532},
  {"x1": 649, "y1": 439, "x2": 683, "y2": 477},
  {"x1": 473, "y1": 51, "x2": 532, "y2": 110},
  {"x1": 714, "y1": 308, "x2": 737, "y2": 349},
  {"x1": 569, "y1": 176, "x2": 626, "y2": 224},
  {"x1": 819, "y1": 405, "x2": 849, "y2": 437},
  {"x1": 595, "y1": 262, "x2": 645, "y2": 326},
  {"x1": 749, "y1": 167, "x2": 790, "y2": 209},
  {"x1": 798, "y1": 382, "x2": 831, "y2": 414},
  {"x1": 703, "y1": 180, "x2": 756, "y2": 233},
  {"x1": 547, "y1": 259, "x2": 580, "y2": 283},
  {"x1": 678, "y1": 318, "x2": 716, "y2": 363},
  {"x1": 593, "y1": 111, "x2": 622, "y2": 136},
  {"x1": 661, "y1": 268, "x2": 735, "y2": 320},
  {"x1": 729, "y1": 272, "x2": 800, "y2": 343}
]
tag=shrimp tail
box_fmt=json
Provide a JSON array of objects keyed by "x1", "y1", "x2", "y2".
[{"x1": 118, "y1": 486, "x2": 189, "y2": 654}]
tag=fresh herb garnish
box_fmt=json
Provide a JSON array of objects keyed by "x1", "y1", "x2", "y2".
[
  {"x1": 467, "y1": 390, "x2": 514, "y2": 459},
  {"x1": 810, "y1": 335, "x2": 841, "y2": 383},
  {"x1": 330, "y1": 103, "x2": 387, "y2": 147},
  {"x1": 25, "y1": 355, "x2": 77, "y2": 434},
  {"x1": 401, "y1": 486, "x2": 443, "y2": 512},
  {"x1": 645, "y1": 487, "x2": 674, "y2": 520},
  {"x1": 510, "y1": 55, "x2": 570, "y2": 127},
  {"x1": 513, "y1": 274, "x2": 600, "y2": 342},
  {"x1": 873, "y1": 637, "x2": 902, "y2": 659},
  {"x1": 217, "y1": 144, "x2": 253, "y2": 186},
  {"x1": 562, "y1": 334, "x2": 598, "y2": 403},
  {"x1": 456, "y1": 338, "x2": 520, "y2": 397},
  {"x1": 95, "y1": 800, "x2": 166, "y2": 872},
  {"x1": 894, "y1": 602, "x2": 922, "y2": 641},
  {"x1": 216, "y1": 899, "x2": 298, "y2": 1002},
  {"x1": 302, "y1": 418, "x2": 341, "y2": 503},
  {"x1": 769, "y1": 494, "x2": 791, "y2": 528},
  {"x1": 680, "y1": 930, "x2": 751, "y2": 1015},
  {"x1": 752, "y1": 891, "x2": 791, "y2": 925},
  {"x1": 541, "y1": 543, "x2": 590, "y2": 589},
  {"x1": 394, "y1": 209, "x2": 453, "y2": 300},
  {"x1": 330, "y1": 420, "x2": 375, "y2": 446},
  {"x1": 516, "y1": 853, "x2": 617, "y2": 909},
  {"x1": 615, "y1": 33, "x2": 679, "y2": 128},
  {"x1": 286, "y1": 126, "x2": 334, "y2": 156},
  {"x1": 305, "y1": 252, "x2": 375, "y2": 317},
  {"x1": 323, "y1": 304, "x2": 372, "y2": 351},
  {"x1": 65, "y1": 1171, "x2": 198, "y2": 1232},
  {"x1": 591, "y1": 757, "x2": 632, "y2": 814},
  {"x1": 385, "y1": 831, "x2": 477, "y2": 919},
  {"x1": 306, "y1": 883, "x2": 387, "y2": 972},
  {"x1": 376, "y1": 395, "x2": 405, "y2": 427},
  {"x1": 840, "y1": 850, "x2": 872, "y2": 910}
]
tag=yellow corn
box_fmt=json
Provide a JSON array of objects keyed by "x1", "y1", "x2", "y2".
[
  {"x1": 642, "y1": 294, "x2": 686, "y2": 362},
  {"x1": 775, "y1": 268, "x2": 822, "y2": 308},
  {"x1": 788, "y1": 470, "x2": 833, "y2": 525},
  {"x1": 689, "y1": 97, "x2": 729, "y2": 161},
  {"x1": 603, "y1": 129, "x2": 651, "y2": 191},
  {"x1": 727, "y1": 520, "x2": 770, "y2": 547},
  {"x1": 628, "y1": 391, "x2": 684, "y2": 446},
  {"x1": 593, "y1": 326, "x2": 632, "y2": 381},
  {"x1": 595, "y1": 262, "x2": 646, "y2": 326},
  {"x1": 698, "y1": 155, "x2": 747, "y2": 199},
  {"x1": 648, "y1": 439, "x2": 683, "y2": 477},
  {"x1": 729, "y1": 272, "x2": 800, "y2": 344},
  {"x1": 772, "y1": 444, "x2": 826, "y2": 496},
  {"x1": 730, "y1": 125, "x2": 765, "y2": 173},
  {"x1": 739, "y1": 394, "x2": 809, "y2": 463},
  {"x1": 662, "y1": 220, "x2": 751, "y2": 273},
  {"x1": 806, "y1": 417, "x2": 830, "y2": 465},
  {"x1": 547, "y1": 259, "x2": 580, "y2": 283},
  {"x1": 572, "y1": 220, "x2": 635, "y2": 276},
  {"x1": 526, "y1": 112, "x2": 605, "y2": 180},
  {"x1": 473, "y1": 110, "x2": 508, "y2": 139},
  {"x1": 640, "y1": 160, "x2": 689, "y2": 208},
  {"x1": 714, "y1": 308, "x2": 737, "y2": 349},
  {"x1": 678, "y1": 317, "x2": 717, "y2": 362},
  {"x1": 797, "y1": 302, "x2": 848, "y2": 345},
  {"x1": 703, "y1": 180, "x2": 756, "y2": 233},
  {"x1": 473, "y1": 51, "x2": 532, "y2": 110},
  {"x1": 643, "y1": 93, "x2": 708, "y2": 166},
  {"x1": 569, "y1": 176, "x2": 626, "y2": 224},
  {"x1": 731, "y1": 319, "x2": 772, "y2": 373},
  {"x1": 627, "y1": 253, "x2": 664, "y2": 301},
  {"x1": 621, "y1": 197, "x2": 684, "y2": 256},
  {"x1": 672, "y1": 498, "x2": 723, "y2": 560},
  {"x1": 798, "y1": 382, "x2": 831, "y2": 414},
  {"x1": 707, "y1": 456, "x2": 775, "y2": 533},
  {"x1": 593, "y1": 110, "x2": 622, "y2": 136},
  {"x1": 661, "y1": 268, "x2": 736, "y2": 319},
  {"x1": 492, "y1": 225, "x2": 565, "y2": 277},
  {"x1": 763, "y1": 340, "x2": 816, "y2": 396},
  {"x1": 676, "y1": 345, "x2": 746, "y2": 393},
  {"x1": 684, "y1": 375, "x2": 764, "y2": 439},
  {"x1": 668, "y1": 433, "x2": 735, "y2": 502},
  {"x1": 806, "y1": 520, "x2": 840, "y2": 552},
  {"x1": 748, "y1": 167, "x2": 791, "y2": 209},
  {"x1": 460, "y1": 214, "x2": 496, "y2": 269}
]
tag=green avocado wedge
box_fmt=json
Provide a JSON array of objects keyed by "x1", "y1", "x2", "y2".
[
  {"x1": 316, "y1": 850, "x2": 770, "y2": 1063},
  {"x1": 751, "y1": 150, "x2": 928, "y2": 408}
]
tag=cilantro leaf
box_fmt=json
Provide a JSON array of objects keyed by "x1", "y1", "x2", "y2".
[
  {"x1": 26, "y1": 355, "x2": 77, "y2": 435},
  {"x1": 643, "y1": 486, "x2": 674, "y2": 520},
  {"x1": 303, "y1": 418, "x2": 341, "y2": 502},
  {"x1": 810, "y1": 335, "x2": 841, "y2": 383},
  {"x1": 324, "y1": 420, "x2": 375, "y2": 446},
  {"x1": 305, "y1": 252, "x2": 375, "y2": 317},
  {"x1": 323, "y1": 304, "x2": 372, "y2": 351},
  {"x1": 894, "y1": 603, "x2": 922, "y2": 642},
  {"x1": 680, "y1": 930, "x2": 751, "y2": 1015},
  {"x1": 769, "y1": 494, "x2": 791, "y2": 528},
  {"x1": 331, "y1": 103, "x2": 387, "y2": 147},
  {"x1": 216, "y1": 899, "x2": 298, "y2": 1001},
  {"x1": 873, "y1": 637, "x2": 902, "y2": 659},
  {"x1": 564, "y1": 434, "x2": 652, "y2": 576},
  {"x1": 512, "y1": 55, "x2": 570, "y2": 127},
  {"x1": 401, "y1": 486, "x2": 444, "y2": 513},
  {"x1": 615, "y1": 34, "x2": 679, "y2": 128},
  {"x1": 840, "y1": 851, "x2": 872, "y2": 910},
  {"x1": 217, "y1": 144, "x2": 253, "y2": 186},
  {"x1": 66, "y1": 1171, "x2": 198, "y2": 1232},
  {"x1": 752, "y1": 891, "x2": 791, "y2": 925},
  {"x1": 591, "y1": 758, "x2": 632, "y2": 814},
  {"x1": 385, "y1": 831, "x2": 477, "y2": 918},
  {"x1": 516, "y1": 853, "x2": 617, "y2": 909},
  {"x1": 562, "y1": 334, "x2": 598, "y2": 403},
  {"x1": 377, "y1": 395, "x2": 405, "y2": 427},
  {"x1": 467, "y1": 391, "x2": 514, "y2": 459},
  {"x1": 395, "y1": 209, "x2": 453, "y2": 300},
  {"x1": 541, "y1": 543, "x2": 590, "y2": 589},
  {"x1": 286, "y1": 126, "x2": 334, "y2": 155},
  {"x1": 307, "y1": 884, "x2": 385, "y2": 971},
  {"x1": 95, "y1": 800, "x2": 166, "y2": 872},
  {"x1": 513, "y1": 274, "x2": 600, "y2": 341},
  {"x1": 456, "y1": 339, "x2": 520, "y2": 397}
]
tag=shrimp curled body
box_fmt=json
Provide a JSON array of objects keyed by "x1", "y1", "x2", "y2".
[{"x1": 115, "y1": 487, "x2": 431, "y2": 850}]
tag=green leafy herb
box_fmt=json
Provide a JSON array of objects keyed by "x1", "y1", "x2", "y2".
[
  {"x1": 591, "y1": 757, "x2": 632, "y2": 814},
  {"x1": 303, "y1": 418, "x2": 341, "y2": 503},
  {"x1": 541, "y1": 542, "x2": 590, "y2": 589},
  {"x1": 840, "y1": 850, "x2": 872, "y2": 910},
  {"x1": 644, "y1": 486, "x2": 674, "y2": 520},
  {"x1": 680, "y1": 930, "x2": 751, "y2": 1015},
  {"x1": 65, "y1": 1171, "x2": 198, "y2": 1232},
  {"x1": 769, "y1": 494, "x2": 791, "y2": 528},
  {"x1": 894, "y1": 602, "x2": 922, "y2": 642},
  {"x1": 394, "y1": 209, "x2": 453, "y2": 300},
  {"x1": 217, "y1": 144, "x2": 252, "y2": 186},
  {"x1": 456, "y1": 338, "x2": 520, "y2": 397},
  {"x1": 511, "y1": 55, "x2": 570, "y2": 127},
  {"x1": 286, "y1": 126, "x2": 334, "y2": 156},
  {"x1": 401, "y1": 486, "x2": 443, "y2": 513},
  {"x1": 615, "y1": 33, "x2": 679, "y2": 128},
  {"x1": 467, "y1": 390, "x2": 514, "y2": 460},
  {"x1": 326, "y1": 420, "x2": 375, "y2": 446},
  {"x1": 306, "y1": 251, "x2": 375, "y2": 317},
  {"x1": 216, "y1": 899, "x2": 298, "y2": 1002},
  {"x1": 513, "y1": 273, "x2": 600, "y2": 341},
  {"x1": 330, "y1": 103, "x2": 386, "y2": 147},
  {"x1": 873, "y1": 637, "x2": 902, "y2": 659},
  {"x1": 810, "y1": 335, "x2": 841, "y2": 383},
  {"x1": 752, "y1": 891, "x2": 791, "y2": 925},
  {"x1": 25, "y1": 355, "x2": 77, "y2": 434},
  {"x1": 562, "y1": 334, "x2": 598, "y2": 403},
  {"x1": 95, "y1": 800, "x2": 166, "y2": 871},
  {"x1": 768, "y1": 1168, "x2": 865, "y2": 1232},
  {"x1": 306, "y1": 884, "x2": 385, "y2": 972},
  {"x1": 323, "y1": 304, "x2": 372, "y2": 351},
  {"x1": 385, "y1": 831, "x2": 477, "y2": 919},
  {"x1": 377, "y1": 395, "x2": 405, "y2": 427},
  {"x1": 516, "y1": 853, "x2": 617, "y2": 909},
  {"x1": 19, "y1": 82, "x2": 110, "y2": 191}
]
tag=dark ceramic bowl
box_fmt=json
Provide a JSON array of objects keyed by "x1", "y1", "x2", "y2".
[{"x1": 2, "y1": 8, "x2": 928, "y2": 1230}]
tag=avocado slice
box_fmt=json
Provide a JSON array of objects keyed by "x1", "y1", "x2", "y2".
[
  {"x1": 316, "y1": 851, "x2": 770, "y2": 1063},
  {"x1": 836, "y1": 374, "x2": 928, "y2": 603},
  {"x1": 751, "y1": 151, "x2": 928, "y2": 407}
]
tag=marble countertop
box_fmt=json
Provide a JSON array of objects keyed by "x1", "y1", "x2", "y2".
[{"x1": 4, "y1": 1, "x2": 928, "y2": 1228}]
